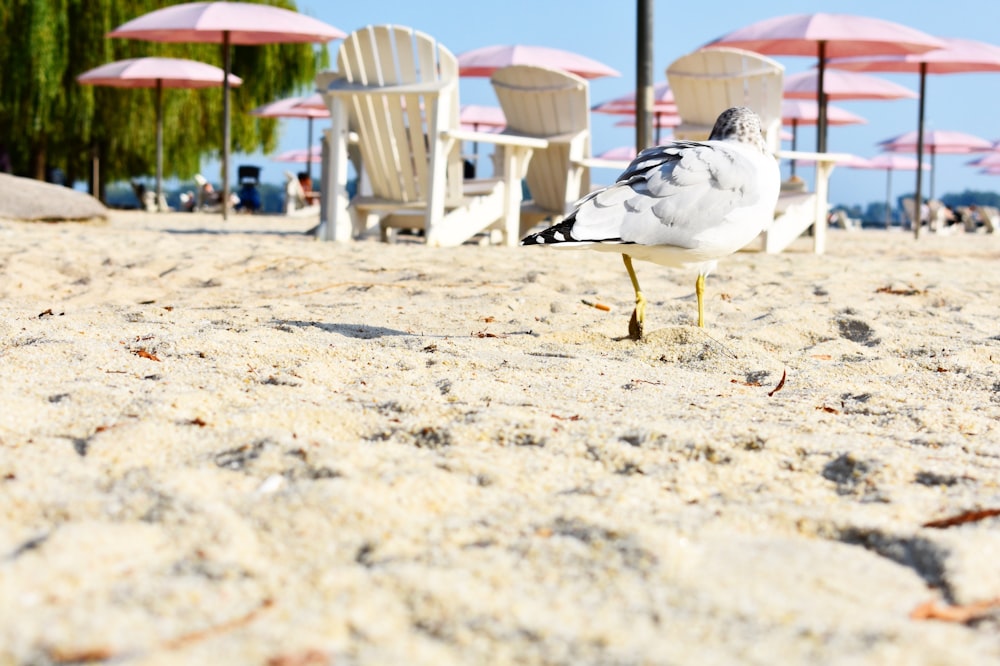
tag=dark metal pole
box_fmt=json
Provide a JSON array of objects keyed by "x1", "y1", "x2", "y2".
[
  {"x1": 913, "y1": 63, "x2": 927, "y2": 239},
  {"x1": 222, "y1": 31, "x2": 232, "y2": 220},
  {"x1": 636, "y1": 0, "x2": 654, "y2": 152},
  {"x1": 306, "y1": 117, "x2": 314, "y2": 182},
  {"x1": 885, "y1": 169, "x2": 892, "y2": 229},
  {"x1": 816, "y1": 41, "x2": 827, "y2": 154},
  {"x1": 790, "y1": 120, "x2": 798, "y2": 177},
  {"x1": 155, "y1": 79, "x2": 164, "y2": 212}
]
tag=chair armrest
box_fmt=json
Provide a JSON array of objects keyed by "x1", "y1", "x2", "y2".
[
  {"x1": 445, "y1": 128, "x2": 549, "y2": 150},
  {"x1": 777, "y1": 150, "x2": 854, "y2": 164},
  {"x1": 324, "y1": 79, "x2": 450, "y2": 97},
  {"x1": 578, "y1": 157, "x2": 631, "y2": 171}
]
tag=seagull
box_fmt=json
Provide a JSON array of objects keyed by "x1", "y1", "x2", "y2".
[{"x1": 521, "y1": 106, "x2": 780, "y2": 339}]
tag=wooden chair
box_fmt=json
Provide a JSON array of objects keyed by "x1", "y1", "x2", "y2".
[
  {"x1": 977, "y1": 205, "x2": 998, "y2": 233},
  {"x1": 667, "y1": 47, "x2": 784, "y2": 153},
  {"x1": 316, "y1": 24, "x2": 546, "y2": 246},
  {"x1": 666, "y1": 47, "x2": 848, "y2": 254},
  {"x1": 490, "y1": 65, "x2": 594, "y2": 235}
]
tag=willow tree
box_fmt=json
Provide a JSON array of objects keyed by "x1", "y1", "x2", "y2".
[{"x1": 0, "y1": 0, "x2": 329, "y2": 196}]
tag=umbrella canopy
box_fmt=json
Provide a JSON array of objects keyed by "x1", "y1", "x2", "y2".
[
  {"x1": 77, "y1": 57, "x2": 242, "y2": 211},
  {"x1": 880, "y1": 129, "x2": 992, "y2": 202},
  {"x1": 867, "y1": 154, "x2": 929, "y2": 170},
  {"x1": 597, "y1": 145, "x2": 640, "y2": 161},
  {"x1": 592, "y1": 80, "x2": 675, "y2": 114},
  {"x1": 614, "y1": 114, "x2": 681, "y2": 129},
  {"x1": 783, "y1": 69, "x2": 918, "y2": 101},
  {"x1": 251, "y1": 95, "x2": 329, "y2": 120},
  {"x1": 781, "y1": 99, "x2": 866, "y2": 126},
  {"x1": 781, "y1": 99, "x2": 866, "y2": 177},
  {"x1": 251, "y1": 94, "x2": 329, "y2": 180},
  {"x1": 966, "y1": 152, "x2": 1000, "y2": 168},
  {"x1": 828, "y1": 37, "x2": 1000, "y2": 238},
  {"x1": 292, "y1": 92, "x2": 328, "y2": 111},
  {"x1": 880, "y1": 129, "x2": 993, "y2": 154},
  {"x1": 109, "y1": 2, "x2": 345, "y2": 218},
  {"x1": 708, "y1": 13, "x2": 944, "y2": 153},
  {"x1": 593, "y1": 81, "x2": 676, "y2": 143},
  {"x1": 457, "y1": 44, "x2": 620, "y2": 79},
  {"x1": 108, "y1": 1, "x2": 342, "y2": 44},
  {"x1": 459, "y1": 105, "x2": 506, "y2": 130},
  {"x1": 272, "y1": 146, "x2": 322, "y2": 164}
]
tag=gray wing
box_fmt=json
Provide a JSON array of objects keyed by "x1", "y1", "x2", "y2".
[{"x1": 567, "y1": 140, "x2": 765, "y2": 249}]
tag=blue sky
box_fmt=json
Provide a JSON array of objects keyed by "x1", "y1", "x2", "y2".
[{"x1": 220, "y1": 0, "x2": 1000, "y2": 209}]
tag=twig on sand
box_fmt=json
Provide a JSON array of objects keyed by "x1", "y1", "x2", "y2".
[
  {"x1": 767, "y1": 369, "x2": 787, "y2": 397},
  {"x1": 910, "y1": 597, "x2": 1000, "y2": 623},
  {"x1": 922, "y1": 508, "x2": 1000, "y2": 529}
]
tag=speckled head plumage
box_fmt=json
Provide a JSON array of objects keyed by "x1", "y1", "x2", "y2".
[{"x1": 709, "y1": 107, "x2": 767, "y2": 153}]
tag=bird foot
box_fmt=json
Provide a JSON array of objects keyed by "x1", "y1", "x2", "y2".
[{"x1": 628, "y1": 308, "x2": 644, "y2": 340}]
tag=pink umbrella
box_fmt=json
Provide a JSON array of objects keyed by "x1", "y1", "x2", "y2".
[
  {"x1": 251, "y1": 95, "x2": 329, "y2": 120},
  {"x1": 109, "y1": 2, "x2": 345, "y2": 218},
  {"x1": 597, "y1": 145, "x2": 640, "y2": 161},
  {"x1": 781, "y1": 99, "x2": 866, "y2": 176},
  {"x1": 614, "y1": 114, "x2": 681, "y2": 129},
  {"x1": 77, "y1": 57, "x2": 243, "y2": 211},
  {"x1": 966, "y1": 152, "x2": 1000, "y2": 168},
  {"x1": 457, "y1": 45, "x2": 620, "y2": 79},
  {"x1": 292, "y1": 92, "x2": 328, "y2": 111},
  {"x1": 459, "y1": 105, "x2": 506, "y2": 131},
  {"x1": 708, "y1": 13, "x2": 944, "y2": 153},
  {"x1": 592, "y1": 81, "x2": 675, "y2": 113},
  {"x1": 272, "y1": 146, "x2": 323, "y2": 164},
  {"x1": 458, "y1": 105, "x2": 507, "y2": 172},
  {"x1": 828, "y1": 37, "x2": 1000, "y2": 238},
  {"x1": 880, "y1": 129, "x2": 992, "y2": 201},
  {"x1": 593, "y1": 81, "x2": 676, "y2": 143},
  {"x1": 783, "y1": 69, "x2": 917, "y2": 101},
  {"x1": 251, "y1": 95, "x2": 329, "y2": 180}
]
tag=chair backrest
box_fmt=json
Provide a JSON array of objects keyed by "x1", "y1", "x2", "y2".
[
  {"x1": 666, "y1": 47, "x2": 784, "y2": 154},
  {"x1": 238, "y1": 165, "x2": 261, "y2": 185},
  {"x1": 490, "y1": 65, "x2": 591, "y2": 215},
  {"x1": 900, "y1": 197, "x2": 917, "y2": 225},
  {"x1": 329, "y1": 24, "x2": 463, "y2": 208},
  {"x1": 979, "y1": 205, "x2": 998, "y2": 232}
]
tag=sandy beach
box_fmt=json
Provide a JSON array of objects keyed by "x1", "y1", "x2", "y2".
[{"x1": 1, "y1": 210, "x2": 999, "y2": 664}]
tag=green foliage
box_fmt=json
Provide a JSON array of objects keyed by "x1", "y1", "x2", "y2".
[{"x1": 0, "y1": 0, "x2": 330, "y2": 189}]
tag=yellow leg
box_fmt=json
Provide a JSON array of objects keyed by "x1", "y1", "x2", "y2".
[
  {"x1": 695, "y1": 273, "x2": 706, "y2": 328},
  {"x1": 623, "y1": 254, "x2": 646, "y2": 340}
]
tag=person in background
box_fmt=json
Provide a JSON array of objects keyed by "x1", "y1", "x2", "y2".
[{"x1": 297, "y1": 172, "x2": 319, "y2": 205}]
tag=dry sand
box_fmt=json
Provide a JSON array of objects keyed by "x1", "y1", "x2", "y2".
[{"x1": 1, "y1": 211, "x2": 999, "y2": 664}]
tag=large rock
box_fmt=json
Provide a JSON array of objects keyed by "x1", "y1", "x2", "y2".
[{"x1": 0, "y1": 172, "x2": 107, "y2": 222}]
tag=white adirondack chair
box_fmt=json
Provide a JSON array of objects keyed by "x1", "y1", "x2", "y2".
[
  {"x1": 666, "y1": 47, "x2": 847, "y2": 254},
  {"x1": 490, "y1": 65, "x2": 594, "y2": 235},
  {"x1": 317, "y1": 25, "x2": 546, "y2": 246}
]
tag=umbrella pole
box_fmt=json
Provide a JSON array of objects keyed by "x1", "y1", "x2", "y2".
[
  {"x1": 885, "y1": 169, "x2": 892, "y2": 229},
  {"x1": 306, "y1": 117, "x2": 314, "y2": 182},
  {"x1": 635, "y1": 0, "x2": 654, "y2": 153},
  {"x1": 222, "y1": 31, "x2": 232, "y2": 221},
  {"x1": 913, "y1": 63, "x2": 927, "y2": 239},
  {"x1": 816, "y1": 41, "x2": 827, "y2": 154},
  {"x1": 155, "y1": 79, "x2": 164, "y2": 212},
  {"x1": 930, "y1": 149, "x2": 936, "y2": 200},
  {"x1": 790, "y1": 121, "x2": 798, "y2": 178}
]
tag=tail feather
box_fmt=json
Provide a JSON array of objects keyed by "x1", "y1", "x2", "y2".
[{"x1": 520, "y1": 213, "x2": 580, "y2": 246}]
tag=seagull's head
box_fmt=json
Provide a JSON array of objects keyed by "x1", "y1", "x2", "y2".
[{"x1": 709, "y1": 107, "x2": 767, "y2": 154}]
